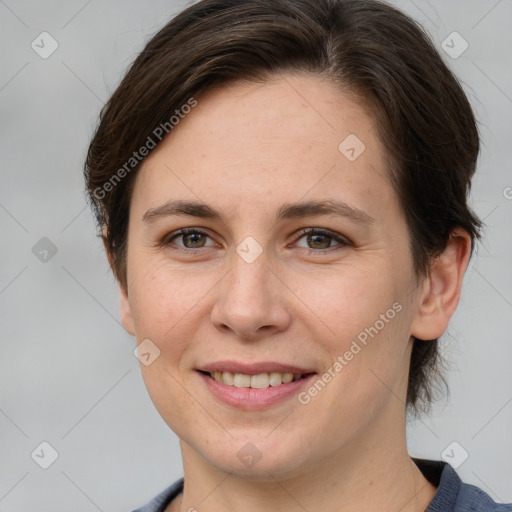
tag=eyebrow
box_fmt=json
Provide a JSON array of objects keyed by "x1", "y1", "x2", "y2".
[{"x1": 142, "y1": 199, "x2": 375, "y2": 225}]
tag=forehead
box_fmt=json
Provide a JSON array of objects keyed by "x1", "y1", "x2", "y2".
[{"x1": 132, "y1": 73, "x2": 397, "y2": 225}]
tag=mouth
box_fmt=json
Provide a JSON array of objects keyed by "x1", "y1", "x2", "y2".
[
  {"x1": 200, "y1": 370, "x2": 315, "y2": 389},
  {"x1": 196, "y1": 362, "x2": 318, "y2": 410}
]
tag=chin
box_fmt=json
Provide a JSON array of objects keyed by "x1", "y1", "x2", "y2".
[{"x1": 198, "y1": 435, "x2": 311, "y2": 481}]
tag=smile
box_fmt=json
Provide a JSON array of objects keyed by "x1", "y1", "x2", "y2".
[
  {"x1": 206, "y1": 371, "x2": 311, "y2": 388},
  {"x1": 197, "y1": 365, "x2": 317, "y2": 410}
]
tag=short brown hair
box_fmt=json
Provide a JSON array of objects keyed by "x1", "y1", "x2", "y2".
[{"x1": 84, "y1": 0, "x2": 482, "y2": 417}]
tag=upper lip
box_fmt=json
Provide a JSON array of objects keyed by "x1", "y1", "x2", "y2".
[{"x1": 198, "y1": 361, "x2": 317, "y2": 375}]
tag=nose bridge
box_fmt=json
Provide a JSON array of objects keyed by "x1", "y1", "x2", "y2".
[
  {"x1": 225, "y1": 243, "x2": 273, "y2": 310},
  {"x1": 211, "y1": 240, "x2": 290, "y2": 338}
]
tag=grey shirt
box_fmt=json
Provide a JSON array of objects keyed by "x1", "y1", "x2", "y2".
[{"x1": 131, "y1": 458, "x2": 512, "y2": 511}]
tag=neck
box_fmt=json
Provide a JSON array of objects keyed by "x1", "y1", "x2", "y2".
[{"x1": 173, "y1": 408, "x2": 437, "y2": 512}]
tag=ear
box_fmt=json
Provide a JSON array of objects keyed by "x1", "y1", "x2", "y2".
[
  {"x1": 411, "y1": 227, "x2": 472, "y2": 340},
  {"x1": 102, "y1": 226, "x2": 135, "y2": 336}
]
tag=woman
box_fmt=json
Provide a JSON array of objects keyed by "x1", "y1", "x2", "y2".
[{"x1": 84, "y1": 0, "x2": 511, "y2": 510}]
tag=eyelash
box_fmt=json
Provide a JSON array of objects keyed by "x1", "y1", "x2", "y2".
[{"x1": 162, "y1": 227, "x2": 351, "y2": 254}]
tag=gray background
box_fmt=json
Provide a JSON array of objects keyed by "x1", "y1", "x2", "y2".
[{"x1": 0, "y1": 0, "x2": 511, "y2": 510}]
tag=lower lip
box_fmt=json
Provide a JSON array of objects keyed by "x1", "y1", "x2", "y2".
[{"x1": 198, "y1": 372, "x2": 316, "y2": 410}]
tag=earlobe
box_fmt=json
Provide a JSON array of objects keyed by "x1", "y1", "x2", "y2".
[
  {"x1": 119, "y1": 284, "x2": 136, "y2": 336},
  {"x1": 411, "y1": 228, "x2": 472, "y2": 341},
  {"x1": 102, "y1": 226, "x2": 114, "y2": 270},
  {"x1": 102, "y1": 226, "x2": 135, "y2": 336}
]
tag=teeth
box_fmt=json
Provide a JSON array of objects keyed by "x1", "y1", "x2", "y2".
[
  {"x1": 251, "y1": 373, "x2": 270, "y2": 388},
  {"x1": 282, "y1": 373, "x2": 293, "y2": 383},
  {"x1": 269, "y1": 372, "x2": 283, "y2": 386},
  {"x1": 210, "y1": 371, "x2": 303, "y2": 388},
  {"x1": 233, "y1": 373, "x2": 251, "y2": 387},
  {"x1": 222, "y1": 372, "x2": 234, "y2": 385}
]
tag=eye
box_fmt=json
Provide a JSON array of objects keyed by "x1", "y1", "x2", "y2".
[
  {"x1": 162, "y1": 227, "x2": 350, "y2": 253},
  {"x1": 163, "y1": 228, "x2": 216, "y2": 250},
  {"x1": 294, "y1": 228, "x2": 351, "y2": 251}
]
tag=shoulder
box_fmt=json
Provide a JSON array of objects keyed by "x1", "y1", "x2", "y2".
[
  {"x1": 412, "y1": 458, "x2": 512, "y2": 512},
  {"x1": 130, "y1": 478, "x2": 184, "y2": 512},
  {"x1": 454, "y1": 479, "x2": 512, "y2": 512},
  {"x1": 130, "y1": 464, "x2": 512, "y2": 512}
]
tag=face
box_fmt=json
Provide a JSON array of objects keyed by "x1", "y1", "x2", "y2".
[{"x1": 120, "y1": 74, "x2": 426, "y2": 479}]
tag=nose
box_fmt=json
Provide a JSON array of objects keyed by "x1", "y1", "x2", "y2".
[{"x1": 210, "y1": 249, "x2": 292, "y2": 340}]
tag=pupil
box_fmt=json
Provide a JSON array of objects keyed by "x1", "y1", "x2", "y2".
[
  {"x1": 308, "y1": 234, "x2": 330, "y2": 249},
  {"x1": 185, "y1": 233, "x2": 205, "y2": 248}
]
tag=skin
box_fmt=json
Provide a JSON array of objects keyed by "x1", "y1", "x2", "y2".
[{"x1": 106, "y1": 73, "x2": 471, "y2": 512}]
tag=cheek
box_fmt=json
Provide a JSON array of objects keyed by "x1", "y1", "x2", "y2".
[
  {"x1": 138, "y1": 363, "x2": 202, "y2": 442},
  {"x1": 127, "y1": 254, "x2": 216, "y2": 340},
  {"x1": 290, "y1": 260, "x2": 403, "y2": 344},
  {"x1": 293, "y1": 263, "x2": 411, "y2": 399}
]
